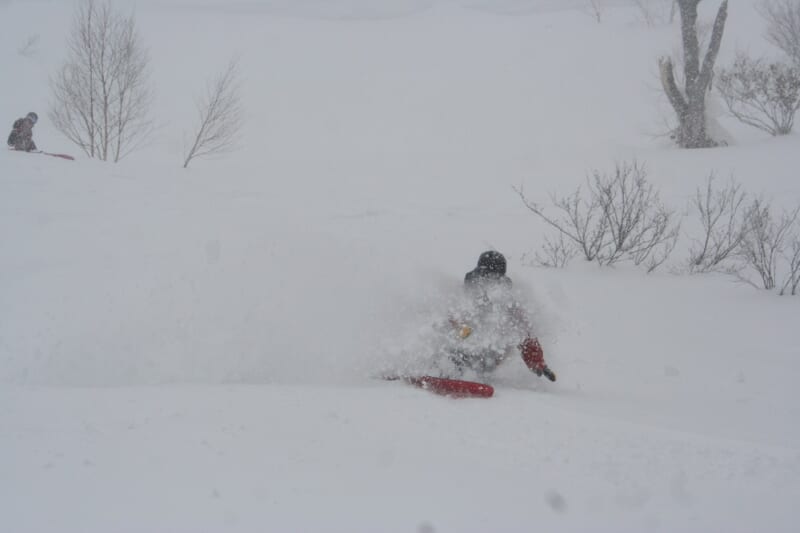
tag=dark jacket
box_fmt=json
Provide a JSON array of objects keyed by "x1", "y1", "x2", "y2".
[{"x1": 7, "y1": 118, "x2": 37, "y2": 152}]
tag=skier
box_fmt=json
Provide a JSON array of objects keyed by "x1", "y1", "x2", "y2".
[
  {"x1": 446, "y1": 250, "x2": 556, "y2": 381},
  {"x1": 7, "y1": 112, "x2": 38, "y2": 152}
]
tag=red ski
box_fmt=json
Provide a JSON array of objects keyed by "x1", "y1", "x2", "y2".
[{"x1": 387, "y1": 375, "x2": 494, "y2": 398}]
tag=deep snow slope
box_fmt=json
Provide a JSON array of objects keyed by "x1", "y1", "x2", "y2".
[
  {"x1": 2, "y1": 383, "x2": 798, "y2": 533},
  {"x1": 1, "y1": 0, "x2": 799, "y2": 531}
]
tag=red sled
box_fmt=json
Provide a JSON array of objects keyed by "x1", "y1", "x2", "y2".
[{"x1": 389, "y1": 375, "x2": 494, "y2": 398}]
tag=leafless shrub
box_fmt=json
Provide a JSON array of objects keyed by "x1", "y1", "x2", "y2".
[
  {"x1": 592, "y1": 161, "x2": 680, "y2": 270},
  {"x1": 183, "y1": 58, "x2": 244, "y2": 169},
  {"x1": 515, "y1": 184, "x2": 607, "y2": 263},
  {"x1": 633, "y1": 0, "x2": 677, "y2": 27},
  {"x1": 49, "y1": 0, "x2": 153, "y2": 162},
  {"x1": 759, "y1": 0, "x2": 800, "y2": 65},
  {"x1": 716, "y1": 53, "x2": 800, "y2": 135},
  {"x1": 17, "y1": 34, "x2": 40, "y2": 57},
  {"x1": 687, "y1": 174, "x2": 749, "y2": 272},
  {"x1": 780, "y1": 236, "x2": 800, "y2": 294},
  {"x1": 516, "y1": 161, "x2": 680, "y2": 272},
  {"x1": 530, "y1": 233, "x2": 578, "y2": 268},
  {"x1": 734, "y1": 199, "x2": 799, "y2": 290},
  {"x1": 632, "y1": 222, "x2": 680, "y2": 273}
]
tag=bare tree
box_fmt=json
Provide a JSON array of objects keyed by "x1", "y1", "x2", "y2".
[
  {"x1": 716, "y1": 54, "x2": 800, "y2": 135},
  {"x1": 759, "y1": 0, "x2": 800, "y2": 66},
  {"x1": 183, "y1": 58, "x2": 244, "y2": 169},
  {"x1": 687, "y1": 174, "x2": 749, "y2": 272},
  {"x1": 516, "y1": 161, "x2": 680, "y2": 271},
  {"x1": 735, "y1": 199, "x2": 799, "y2": 290},
  {"x1": 49, "y1": 0, "x2": 153, "y2": 162},
  {"x1": 659, "y1": 0, "x2": 728, "y2": 148}
]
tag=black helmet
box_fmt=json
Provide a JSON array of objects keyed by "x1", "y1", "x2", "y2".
[
  {"x1": 26, "y1": 112, "x2": 38, "y2": 124},
  {"x1": 476, "y1": 250, "x2": 506, "y2": 276}
]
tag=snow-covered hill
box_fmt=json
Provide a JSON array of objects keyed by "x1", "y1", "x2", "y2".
[{"x1": 1, "y1": 1, "x2": 798, "y2": 531}]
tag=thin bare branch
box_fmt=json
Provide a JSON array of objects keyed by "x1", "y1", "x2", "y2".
[
  {"x1": 532, "y1": 233, "x2": 578, "y2": 268},
  {"x1": 759, "y1": 0, "x2": 800, "y2": 66},
  {"x1": 183, "y1": 58, "x2": 245, "y2": 168},
  {"x1": 687, "y1": 173, "x2": 749, "y2": 272},
  {"x1": 780, "y1": 236, "x2": 800, "y2": 295},
  {"x1": 736, "y1": 200, "x2": 799, "y2": 290}
]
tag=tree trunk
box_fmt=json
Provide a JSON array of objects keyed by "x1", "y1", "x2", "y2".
[{"x1": 660, "y1": 0, "x2": 728, "y2": 148}]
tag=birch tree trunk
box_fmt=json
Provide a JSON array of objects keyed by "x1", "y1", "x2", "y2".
[{"x1": 659, "y1": 0, "x2": 728, "y2": 148}]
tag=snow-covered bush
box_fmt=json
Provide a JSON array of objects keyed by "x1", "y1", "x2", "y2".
[
  {"x1": 516, "y1": 161, "x2": 680, "y2": 272},
  {"x1": 686, "y1": 174, "x2": 749, "y2": 273},
  {"x1": 760, "y1": 0, "x2": 800, "y2": 66},
  {"x1": 716, "y1": 54, "x2": 800, "y2": 136}
]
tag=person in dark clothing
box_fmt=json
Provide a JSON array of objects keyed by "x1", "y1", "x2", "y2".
[
  {"x1": 448, "y1": 251, "x2": 556, "y2": 381},
  {"x1": 7, "y1": 112, "x2": 38, "y2": 152}
]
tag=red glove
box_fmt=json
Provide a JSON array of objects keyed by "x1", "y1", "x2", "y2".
[{"x1": 519, "y1": 337, "x2": 556, "y2": 381}]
